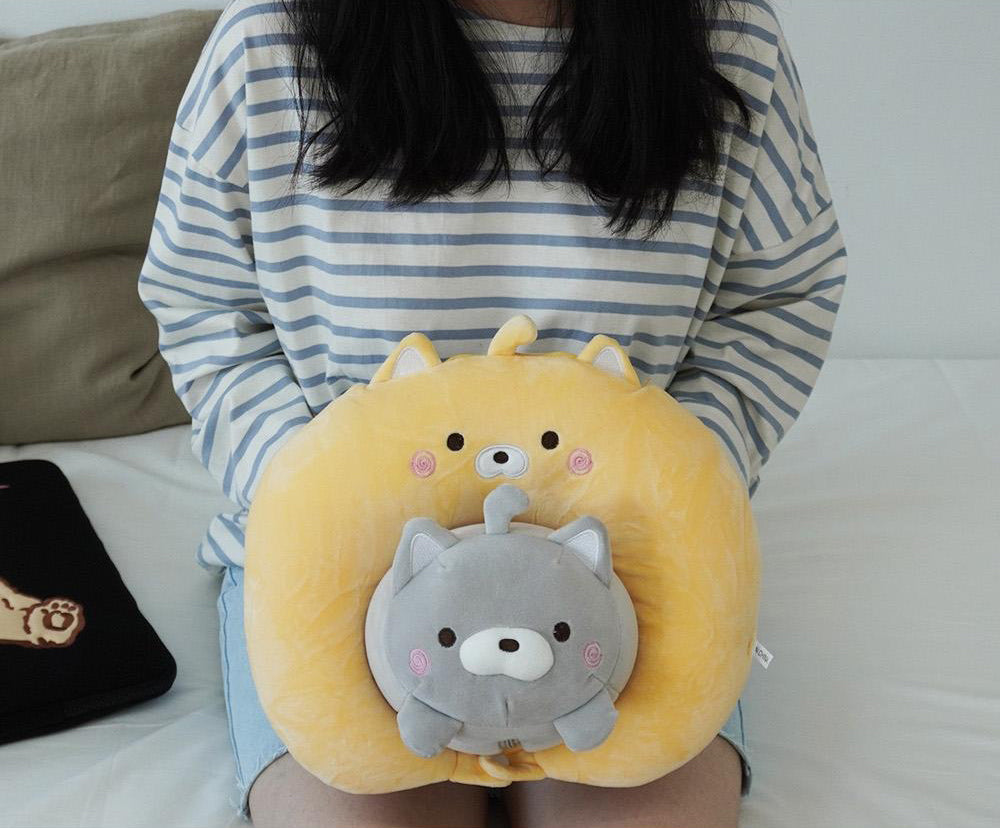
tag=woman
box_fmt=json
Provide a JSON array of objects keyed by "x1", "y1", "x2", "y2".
[{"x1": 138, "y1": 0, "x2": 847, "y2": 824}]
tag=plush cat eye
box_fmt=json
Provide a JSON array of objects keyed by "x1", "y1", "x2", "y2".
[
  {"x1": 438, "y1": 627, "x2": 457, "y2": 647},
  {"x1": 553, "y1": 621, "x2": 571, "y2": 642},
  {"x1": 446, "y1": 433, "x2": 464, "y2": 451}
]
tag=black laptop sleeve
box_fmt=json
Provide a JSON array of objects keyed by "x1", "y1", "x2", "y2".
[{"x1": 0, "y1": 458, "x2": 176, "y2": 745}]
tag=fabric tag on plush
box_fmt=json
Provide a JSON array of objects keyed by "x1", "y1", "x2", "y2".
[{"x1": 752, "y1": 639, "x2": 773, "y2": 669}]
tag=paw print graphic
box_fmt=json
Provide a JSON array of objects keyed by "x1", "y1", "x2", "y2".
[
  {"x1": 23, "y1": 599, "x2": 86, "y2": 647},
  {"x1": 0, "y1": 578, "x2": 86, "y2": 648}
]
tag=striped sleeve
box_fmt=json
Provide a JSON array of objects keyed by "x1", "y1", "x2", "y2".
[
  {"x1": 137, "y1": 2, "x2": 314, "y2": 525},
  {"x1": 668, "y1": 19, "x2": 848, "y2": 498}
]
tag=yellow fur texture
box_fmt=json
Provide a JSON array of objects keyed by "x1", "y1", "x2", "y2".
[{"x1": 244, "y1": 315, "x2": 759, "y2": 793}]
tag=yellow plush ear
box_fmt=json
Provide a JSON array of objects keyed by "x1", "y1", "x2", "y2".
[
  {"x1": 487, "y1": 315, "x2": 538, "y2": 356},
  {"x1": 370, "y1": 333, "x2": 441, "y2": 384},
  {"x1": 578, "y1": 334, "x2": 640, "y2": 388}
]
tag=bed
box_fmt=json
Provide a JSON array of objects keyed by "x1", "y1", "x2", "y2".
[{"x1": 2, "y1": 357, "x2": 998, "y2": 827}]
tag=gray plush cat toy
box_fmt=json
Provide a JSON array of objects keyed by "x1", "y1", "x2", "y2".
[{"x1": 364, "y1": 484, "x2": 639, "y2": 759}]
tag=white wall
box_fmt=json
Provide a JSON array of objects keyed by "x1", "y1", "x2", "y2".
[
  {"x1": 3, "y1": 0, "x2": 998, "y2": 357},
  {"x1": 0, "y1": 0, "x2": 225, "y2": 36},
  {"x1": 776, "y1": 0, "x2": 1000, "y2": 357}
]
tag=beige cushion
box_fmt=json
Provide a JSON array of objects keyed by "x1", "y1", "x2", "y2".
[{"x1": 0, "y1": 10, "x2": 222, "y2": 445}]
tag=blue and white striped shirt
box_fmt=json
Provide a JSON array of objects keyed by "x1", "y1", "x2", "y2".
[{"x1": 138, "y1": 0, "x2": 848, "y2": 570}]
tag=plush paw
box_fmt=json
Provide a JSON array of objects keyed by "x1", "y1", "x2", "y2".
[
  {"x1": 397, "y1": 694, "x2": 462, "y2": 758},
  {"x1": 552, "y1": 688, "x2": 618, "y2": 752},
  {"x1": 400, "y1": 727, "x2": 452, "y2": 758},
  {"x1": 24, "y1": 599, "x2": 85, "y2": 647}
]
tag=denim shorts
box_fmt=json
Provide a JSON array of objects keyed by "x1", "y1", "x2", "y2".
[{"x1": 218, "y1": 565, "x2": 752, "y2": 821}]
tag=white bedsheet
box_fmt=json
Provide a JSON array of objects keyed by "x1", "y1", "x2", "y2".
[{"x1": 1, "y1": 358, "x2": 998, "y2": 828}]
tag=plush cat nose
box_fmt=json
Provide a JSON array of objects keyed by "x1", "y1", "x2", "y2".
[
  {"x1": 460, "y1": 627, "x2": 552, "y2": 681},
  {"x1": 476, "y1": 444, "x2": 528, "y2": 478}
]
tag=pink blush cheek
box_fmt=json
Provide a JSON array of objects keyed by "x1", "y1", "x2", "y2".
[
  {"x1": 582, "y1": 640, "x2": 603, "y2": 669},
  {"x1": 567, "y1": 448, "x2": 593, "y2": 475},
  {"x1": 409, "y1": 648, "x2": 430, "y2": 676},
  {"x1": 410, "y1": 450, "x2": 436, "y2": 478}
]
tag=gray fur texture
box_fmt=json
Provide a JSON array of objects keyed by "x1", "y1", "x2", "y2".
[{"x1": 365, "y1": 485, "x2": 639, "y2": 758}]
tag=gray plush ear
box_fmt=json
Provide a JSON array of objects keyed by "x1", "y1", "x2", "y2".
[
  {"x1": 391, "y1": 518, "x2": 459, "y2": 595},
  {"x1": 547, "y1": 517, "x2": 613, "y2": 588}
]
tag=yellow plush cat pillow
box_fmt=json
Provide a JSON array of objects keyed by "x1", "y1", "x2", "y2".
[{"x1": 244, "y1": 314, "x2": 759, "y2": 793}]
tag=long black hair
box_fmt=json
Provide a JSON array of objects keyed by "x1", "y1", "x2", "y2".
[{"x1": 278, "y1": 0, "x2": 753, "y2": 241}]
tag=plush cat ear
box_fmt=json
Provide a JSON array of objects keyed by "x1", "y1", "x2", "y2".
[
  {"x1": 547, "y1": 517, "x2": 613, "y2": 588},
  {"x1": 391, "y1": 519, "x2": 459, "y2": 594},
  {"x1": 371, "y1": 333, "x2": 442, "y2": 384},
  {"x1": 577, "y1": 335, "x2": 640, "y2": 388}
]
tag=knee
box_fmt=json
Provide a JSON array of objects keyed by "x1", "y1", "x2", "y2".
[{"x1": 247, "y1": 753, "x2": 299, "y2": 827}]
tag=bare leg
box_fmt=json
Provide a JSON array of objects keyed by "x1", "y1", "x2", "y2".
[
  {"x1": 248, "y1": 752, "x2": 492, "y2": 828},
  {"x1": 501, "y1": 735, "x2": 743, "y2": 828}
]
